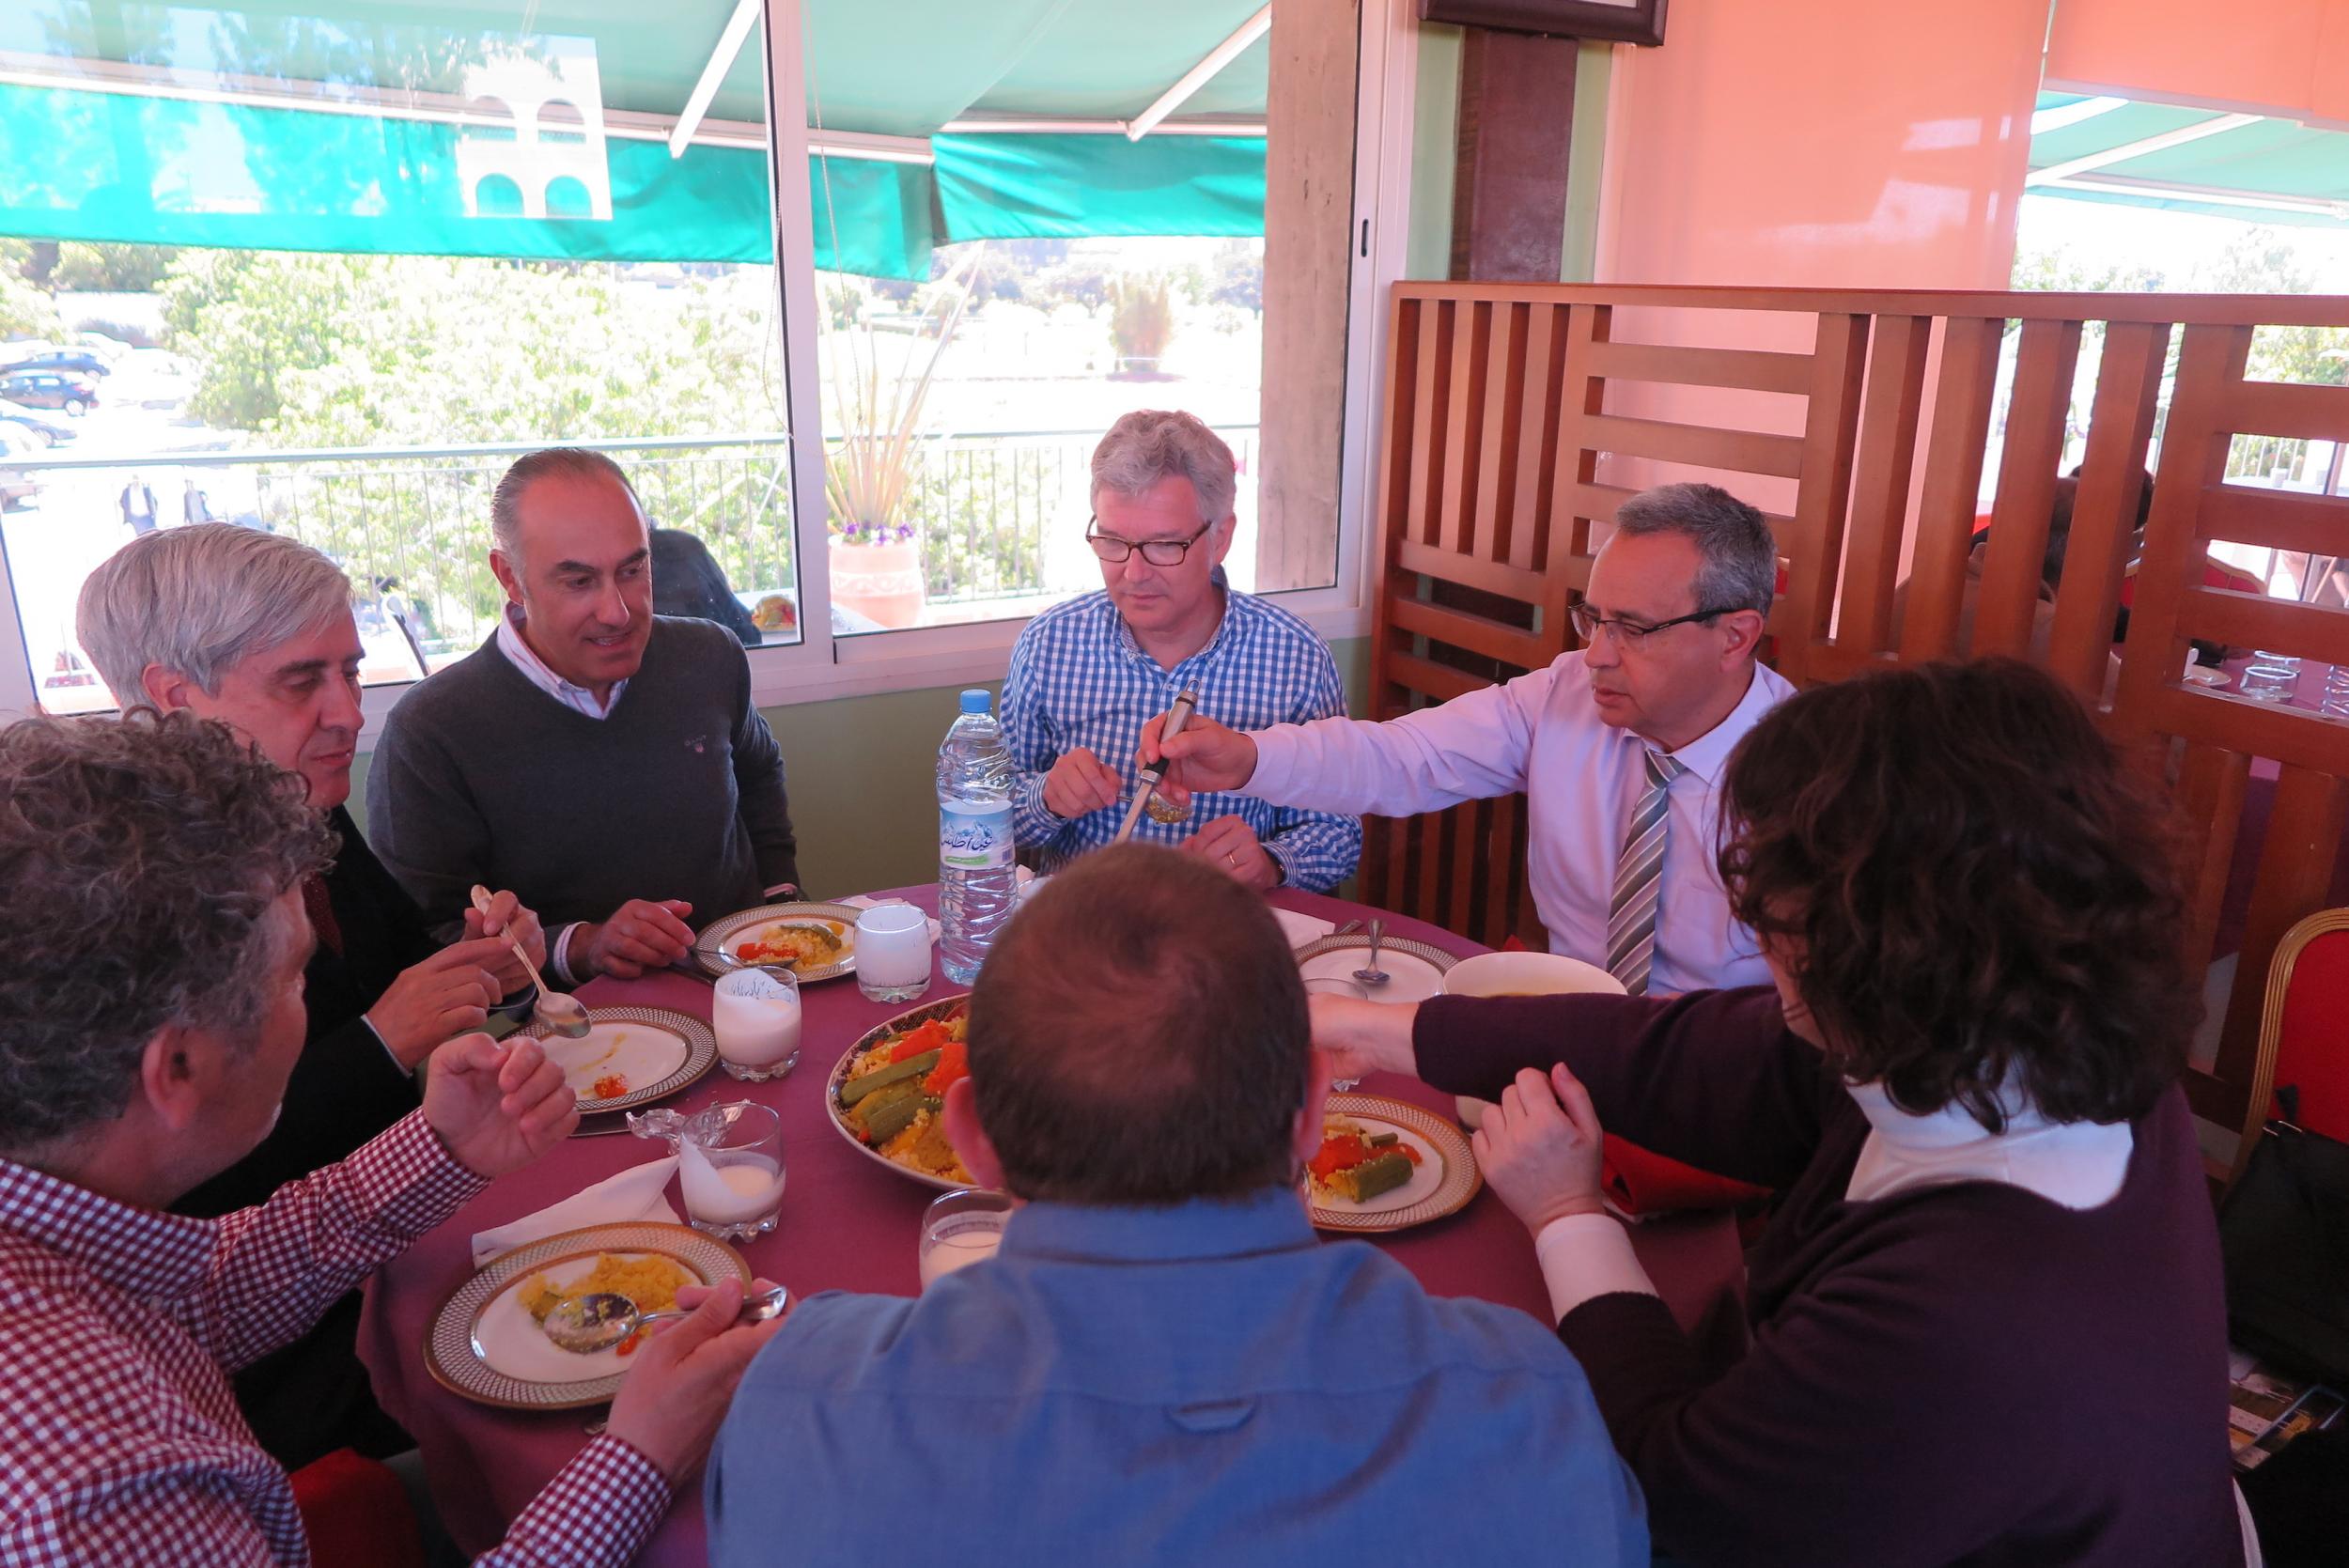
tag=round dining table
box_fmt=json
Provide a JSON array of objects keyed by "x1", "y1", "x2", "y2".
[{"x1": 358, "y1": 885, "x2": 1745, "y2": 1563}]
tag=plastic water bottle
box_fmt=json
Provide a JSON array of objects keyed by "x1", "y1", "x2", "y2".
[{"x1": 938, "y1": 689, "x2": 1016, "y2": 984}]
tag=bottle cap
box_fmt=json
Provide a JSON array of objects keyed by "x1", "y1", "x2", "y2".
[{"x1": 959, "y1": 689, "x2": 991, "y2": 715}]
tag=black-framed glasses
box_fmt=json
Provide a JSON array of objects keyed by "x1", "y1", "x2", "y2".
[
  {"x1": 1567, "y1": 598, "x2": 1742, "y2": 648},
  {"x1": 1086, "y1": 517, "x2": 1213, "y2": 567}
]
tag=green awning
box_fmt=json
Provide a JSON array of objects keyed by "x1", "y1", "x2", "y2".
[
  {"x1": 2027, "y1": 90, "x2": 2349, "y2": 228},
  {"x1": 0, "y1": 1, "x2": 1271, "y2": 279}
]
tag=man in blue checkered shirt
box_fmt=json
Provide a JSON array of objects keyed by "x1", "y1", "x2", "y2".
[{"x1": 1003, "y1": 411, "x2": 1361, "y2": 892}]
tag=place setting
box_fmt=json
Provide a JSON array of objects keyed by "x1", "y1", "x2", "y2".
[{"x1": 426, "y1": 1100, "x2": 791, "y2": 1413}]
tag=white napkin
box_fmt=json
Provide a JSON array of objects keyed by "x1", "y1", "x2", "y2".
[
  {"x1": 470, "y1": 1156, "x2": 679, "y2": 1266},
  {"x1": 1272, "y1": 907, "x2": 1338, "y2": 948},
  {"x1": 840, "y1": 893, "x2": 943, "y2": 942}
]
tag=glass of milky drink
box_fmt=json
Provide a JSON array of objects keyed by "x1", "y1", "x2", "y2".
[
  {"x1": 713, "y1": 966, "x2": 801, "y2": 1080},
  {"x1": 678, "y1": 1102, "x2": 787, "y2": 1241},
  {"x1": 918, "y1": 1188, "x2": 1015, "y2": 1290}
]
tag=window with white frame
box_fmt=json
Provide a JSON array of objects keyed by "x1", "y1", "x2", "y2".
[{"x1": 0, "y1": 0, "x2": 1400, "y2": 717}]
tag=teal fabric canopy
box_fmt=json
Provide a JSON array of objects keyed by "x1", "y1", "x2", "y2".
[
  {"x1": 2029, "y1": 90, "x2": 2349, "y2": 228},
  {"x1": 0, "y1": 0, "x2": 1271, "y2": 278}
]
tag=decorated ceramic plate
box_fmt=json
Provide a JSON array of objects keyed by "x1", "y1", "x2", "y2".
[
  {"x1": 1305, "y1": 1093, "x2": 1480, "y2": 1234},
  {"x1": 1292, "y1": 931, "x2": 1457, "y2": 1005},
  {"x1": 693, "y1": 901, "x2": 864, "y2": 982},
  {"x1": 824, "y1": 997, "x2": 974, "y2": 1193},
  {"x1": 521, "y1": 1006, "x2": 714, "y2": 1115},
  {"x1": 424, "y1": 1222, "x2": 748, "y2": 1410}
]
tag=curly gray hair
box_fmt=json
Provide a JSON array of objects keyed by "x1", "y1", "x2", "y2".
[
  {"x1": 0, "y1": 711, "x2": 334, "y2": 1155},
  {"x1": 1610, "y1": 482, "x2": 1780, "y2": 621},
  {"x1": 1090, "y1": 411, "x2": 1237, "y2": 525},
  {"x1": 76, "y1": 523, "x2": 354, "y2": 711}
]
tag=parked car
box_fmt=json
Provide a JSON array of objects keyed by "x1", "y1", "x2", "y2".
[
  {"x1": 2, "y1": 349, "x2": 112, "y2": 379},
  {"x1": 0, "y1": 372, "x2": 98, "y2": 415},
  {"x1": 0, "y1": 402, "x2": 75, "y2": 445}
]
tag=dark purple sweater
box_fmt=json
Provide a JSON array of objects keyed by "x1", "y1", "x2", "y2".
[{"x1": 1416, "y1": 986, "x2": 2240, "y2": 1568}]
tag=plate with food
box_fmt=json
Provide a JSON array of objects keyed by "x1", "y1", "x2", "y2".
[
  {"x1": 693, "y1": 901, "x2": 864, "y2": 983},
  {"x1": 826, "y1": 999, "x2": 975, "y2": 1191},
  {"x1": 1292, "y1": 931, "x2": 1456, "y2": 1005},
  {"x1": 424, "y1": 1222, "x2": 749, "y2": 1409},
  {"x1": 521, "y1": 1006, "x2": 715, "y2": 1115},
  {"x1": 1305, "y1": 1093, "x2": 1480, "y2": 1234}
]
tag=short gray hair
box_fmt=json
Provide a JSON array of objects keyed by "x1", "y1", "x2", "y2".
[
  {"x1": 0, "y1": 711, "x2": 332, "y2": 1154},
  {"x1": 490, "y1": 447, "x2": 644, "y2": 560},
  {"x1": 77, "y1": 524, "x2": 354, "y2": 711},
  {"x1": 1610, "y1": 483, "x2": 1779, "y2": 620},
  {"x1": 1090, "y1": 411, "x2": 1237, "y2": 524}
]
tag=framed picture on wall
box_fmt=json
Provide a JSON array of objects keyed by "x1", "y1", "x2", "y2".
[{"x1": 1418, "y1": 0, "x2": 1667, "y2": 47}]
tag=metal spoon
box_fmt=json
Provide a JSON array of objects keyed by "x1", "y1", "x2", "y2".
[
  {"x1": 544, "y1": 1281, "x2": 791, "y2": 1355},
  {"x1": 1352, "y1": 918, "x2": 1392, "y2": 988},
  {"x1": 469, "y1": 884, "x2": 589, "y2": 1039}
]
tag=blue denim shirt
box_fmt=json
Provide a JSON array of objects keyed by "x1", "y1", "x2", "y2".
[{"x1": 707, "y1": 1188, "x2": 1647, "y2": 1566}]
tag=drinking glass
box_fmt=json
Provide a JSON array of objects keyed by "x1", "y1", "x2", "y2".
[
  {"x1": 856, "y1": 903, "x2": 933, "y2": 1003},
  {"x1": 918, "y1": 1188, "x2": 1014, "y2": 1289},
  {"x1": 2324, "y1": 665, "x2": 2349, "y2": 717},
  {"x1": 711, "y1": 966, "x2": 801, "y2": 1080},
  {"x1": 677, "y1": 1102, "x2": 786, "y2": 1241},
  {"x1": 2241, "y1": 651, "x2": 2302, "y2": 703}
]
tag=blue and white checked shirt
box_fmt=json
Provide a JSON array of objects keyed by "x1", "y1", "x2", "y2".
[{"x1": 1003, "y1": 581, "x2": 1361, "y2": 892}]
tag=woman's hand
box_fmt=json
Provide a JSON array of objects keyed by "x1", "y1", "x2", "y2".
[
  {"x1": 1473, "y1": 1064, "x2": 1610, "y2": 1237},
  {"x1": 1306, "y1": 994, "x2": 1420, "y2": 1083}
]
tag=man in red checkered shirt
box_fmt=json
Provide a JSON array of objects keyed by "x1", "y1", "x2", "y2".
[{"x1": 0, "y1": 712, "x2": 784, "y2": 1565}]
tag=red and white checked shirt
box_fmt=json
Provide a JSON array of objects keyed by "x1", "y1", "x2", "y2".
[{"x1": 0, "y1": 1111, "x2": 672, "y2": 1566}]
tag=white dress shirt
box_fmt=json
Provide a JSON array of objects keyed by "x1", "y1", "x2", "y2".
[
  {"x1": 496, "y1": 604, "x2": 630, "y2": 719},
  {"x1": 1247, "y1": 652, "x2": 1794, "y2": 995},
  {"x1": 1535, "y1": 1081, "x2": 2137, "y2": 1321}
]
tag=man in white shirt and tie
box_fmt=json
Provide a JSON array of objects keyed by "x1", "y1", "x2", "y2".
[{"x1": 1147, "y1": 482, "x2": 1793, "y2": 996}]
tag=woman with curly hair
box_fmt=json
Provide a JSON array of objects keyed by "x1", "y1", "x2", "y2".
[{"x1": 1313, "y1": 659, "x2": 2240, "y2": 1568}]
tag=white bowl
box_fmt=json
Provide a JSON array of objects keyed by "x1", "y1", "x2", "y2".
[
  {"x1": 1440, "y1": 950, "x2": 1625, "y2": 1000},
  {"x1": 1440, "y1": 953, "x2": 1625, "y2": 1126}
]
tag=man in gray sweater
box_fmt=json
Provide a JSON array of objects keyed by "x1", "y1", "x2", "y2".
[{"x1": 367, "y1": 448, "x2": 800, "y2": 984}]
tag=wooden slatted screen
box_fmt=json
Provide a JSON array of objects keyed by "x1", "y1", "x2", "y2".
[{"x1": 1364, "y1": 283, "x2": 2349, "y2": 1131}]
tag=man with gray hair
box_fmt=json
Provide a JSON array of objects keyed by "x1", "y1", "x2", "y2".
[
  {"x1": 76, "y1": 521, "x2": 546, "y2": 1467},
  {"x1": 1151, "y1": 482, "x2": 1791, "y2": 995},
  {"x1": 0, "y1": 711, "x2": 780, "y2": 1566},
  {"x1": 1001, "y1": 409, "x2": 1359, "y2": 890}
]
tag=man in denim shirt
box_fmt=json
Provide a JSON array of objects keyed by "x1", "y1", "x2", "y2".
[{"x1": 707, "y1": 845, "x2": 1646, "y2": 1566}]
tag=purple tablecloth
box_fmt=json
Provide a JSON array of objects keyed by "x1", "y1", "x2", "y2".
[{"x1": 358, "y1": 886, "x2": 1744, "y2": 1563}]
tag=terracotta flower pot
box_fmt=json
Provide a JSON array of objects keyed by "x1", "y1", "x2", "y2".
[{"x1": 830, "y1": 536, "x2": 925, "y2": 629}]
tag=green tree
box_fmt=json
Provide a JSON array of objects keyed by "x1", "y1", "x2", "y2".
[
  {"x1": 52, "y1": 241, "x2": 179, "y2": 292},
  {"x1": 0, "y1": 239, "x2": 59, "y2": 339}
]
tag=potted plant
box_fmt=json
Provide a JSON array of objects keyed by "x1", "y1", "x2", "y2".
[{"x1": 823, "y1": 261, "x2": 974, "y2": 629}]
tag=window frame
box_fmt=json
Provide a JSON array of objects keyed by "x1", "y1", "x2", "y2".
[{"x1": 0, "y1": 0, "x2": 1423, "y2": 727}]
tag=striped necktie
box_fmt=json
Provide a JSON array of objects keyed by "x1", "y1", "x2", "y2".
[{"x1": 1605, "y1": 749, "x2": 1686, "y2": 997}]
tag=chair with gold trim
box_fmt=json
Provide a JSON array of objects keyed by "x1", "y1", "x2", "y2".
[{"x1": 2233, "y1": 908, "x2": 2349, "y2": 1187}]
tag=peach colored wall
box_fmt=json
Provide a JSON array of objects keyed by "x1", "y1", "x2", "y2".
[
  {"x1": 1586, "y1": 0, "x2": 2053, "y2": 511},
  {"x1": 2046, "y1": 0, "x2": 2349, "y2": 124}
]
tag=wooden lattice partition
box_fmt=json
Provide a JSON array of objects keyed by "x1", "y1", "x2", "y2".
[{"x1": 1360, "y1": 283, "x2": 2349, "y2": 1133}]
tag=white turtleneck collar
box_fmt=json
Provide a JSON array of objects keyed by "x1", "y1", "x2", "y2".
[{"x1": 1842, "y1": 1080, "x2": 2133, "y2": 1212}]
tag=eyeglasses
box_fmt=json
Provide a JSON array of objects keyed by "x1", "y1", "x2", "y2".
[
  {"x1": 1567, "y1": 598, "x2": 1743, "y2": 648},
  {"x1": 1086, "y1": 518, "x2": 1212, "y2": 567}
]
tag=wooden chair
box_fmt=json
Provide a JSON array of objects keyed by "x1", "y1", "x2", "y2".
[{"x1": 2233, "y1": 907, "x2": 2349, "y2": 1187}]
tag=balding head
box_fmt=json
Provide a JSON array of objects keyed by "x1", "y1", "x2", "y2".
[{"x1": 962, "y1": 844, "x2": 1312, "y2": 1204}]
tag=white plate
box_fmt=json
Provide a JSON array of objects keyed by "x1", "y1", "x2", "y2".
[
  {"x1": 472, "y1": 1250, "x2": 682, "y2": 1384},
  {"x1": 693, "y1": 901, "x2": 864, "y2": 982},
  {"x1": 522, "y1": 1006, "x2": 715, "y2": 1115},
  {"x1": 1293, "y1": 932, "x2": 1455, "y2": 1004},
  {"x1": 1306, "y1": 1094, "x2": 1481, "y2": 1234},
  {"x1": 425, "y1": 1222, "x2": 748, "y2": 1410},
  {"x1": 825, "y1": 998, "x2": 976, "y2": 1192}
]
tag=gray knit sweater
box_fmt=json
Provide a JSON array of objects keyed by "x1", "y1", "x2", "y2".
[{"x1": 366, "y1": 615, "x2": 799, "y2": 936}]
